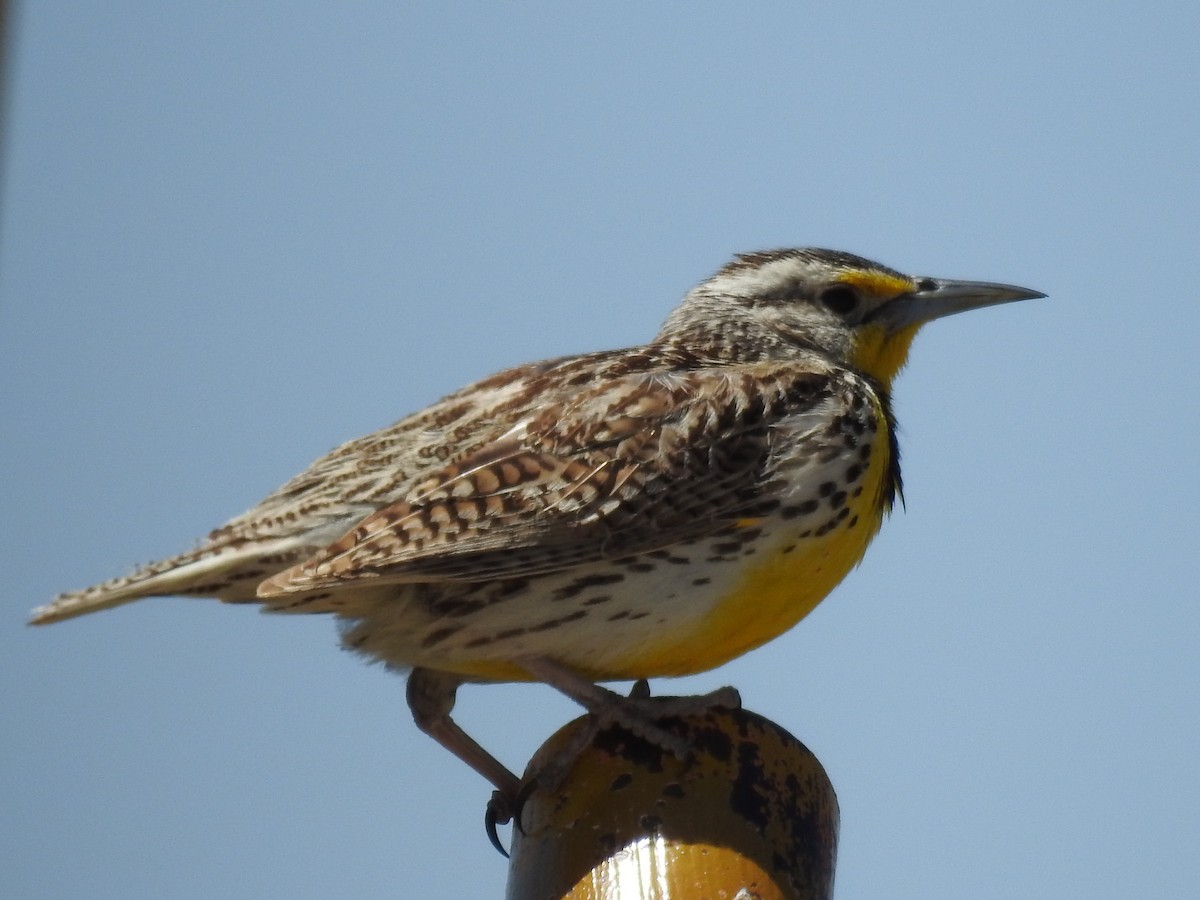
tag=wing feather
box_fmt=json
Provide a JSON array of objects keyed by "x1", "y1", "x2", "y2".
[{"x1": 258, "y1": 364, "x2": 838, "y2": 596}]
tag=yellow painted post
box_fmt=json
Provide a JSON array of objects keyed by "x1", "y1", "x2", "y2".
[{"x1": 505, "y1": 705, "x2": 838, "y2": 900}]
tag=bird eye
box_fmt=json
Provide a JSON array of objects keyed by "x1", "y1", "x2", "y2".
[{"x1": 819, "y1": 285, "x2": 859, "y2": 316}]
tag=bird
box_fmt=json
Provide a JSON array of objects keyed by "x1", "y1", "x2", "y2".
[{"x1": 30, "y1": 247, "x2": 1043, "y2": 800}]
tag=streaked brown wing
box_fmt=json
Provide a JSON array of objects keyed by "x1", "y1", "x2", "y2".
[{"x1": 258, "y1": 364, "x2": 836, "y2": 596}]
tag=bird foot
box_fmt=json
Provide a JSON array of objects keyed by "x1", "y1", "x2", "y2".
[{"x1": 586, "y1": 680, "x2": 742, "y2": 759}]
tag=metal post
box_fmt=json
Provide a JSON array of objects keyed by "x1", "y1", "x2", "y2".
[{"x1": 506, "y1": 705, "x2": 838, "y2": 900}]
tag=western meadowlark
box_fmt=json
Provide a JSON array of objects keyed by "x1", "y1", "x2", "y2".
[{"x1": 30, "y1": 248, "x2": 1042, "y2": 799}]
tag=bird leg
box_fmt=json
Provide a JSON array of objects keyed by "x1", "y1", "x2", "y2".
[{"x1": 406, "y1": 667, "x2": 521, "y2": 801}]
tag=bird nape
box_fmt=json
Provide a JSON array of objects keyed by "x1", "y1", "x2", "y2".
[{"x1": 31, "y1": 247, "x2": 1044, "y2": 801}]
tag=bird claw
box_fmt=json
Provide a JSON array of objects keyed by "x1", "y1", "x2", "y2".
[
  {"x1": 483, "y1": 778, "x2": 540, "y2": 857},
  {"x1": 484, "y1": 790, "x2": 514, "y2": 857}
]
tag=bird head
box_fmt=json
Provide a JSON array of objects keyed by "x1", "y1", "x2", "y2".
[{"x1": 661, "y1": 248, "x2": 1044, "y2": 387}]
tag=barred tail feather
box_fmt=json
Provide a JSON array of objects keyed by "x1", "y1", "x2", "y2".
[{"x1": 28, "y1": 538, "x2": 309, "y2": 625}]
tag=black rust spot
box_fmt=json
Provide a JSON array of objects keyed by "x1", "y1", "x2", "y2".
[
  {"x1": 729, "y1": 740, "x2": 771, "y2": 831},
  {"x1": 690, "y1": 723, "x2": 734, "y2": 762},
  {"x1": 610, "y1": 773, "x2": 633, "y2": 792}
]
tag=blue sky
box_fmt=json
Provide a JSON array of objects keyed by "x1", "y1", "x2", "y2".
[{"x1": 2, "y1": 3, "x2": 1197, "y2": 898}]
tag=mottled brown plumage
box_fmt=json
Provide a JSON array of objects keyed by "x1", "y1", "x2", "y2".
[{"x1": 258, "y1": 363, "x2": 844, "y2": 596}]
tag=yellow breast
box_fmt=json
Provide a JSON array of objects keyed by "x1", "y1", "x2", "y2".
[{"x1": 627, "y1": 394, "x2": 895, "y2": 678}]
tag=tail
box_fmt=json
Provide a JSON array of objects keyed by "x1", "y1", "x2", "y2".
[{"x1": 28, "y1": 538, "x2": 308, "y2": 626}]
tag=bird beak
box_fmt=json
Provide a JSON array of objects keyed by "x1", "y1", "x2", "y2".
[{"x1": 876, "y1": 277, "x2": 1046, "y2": 331}]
